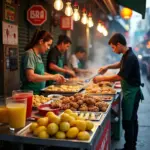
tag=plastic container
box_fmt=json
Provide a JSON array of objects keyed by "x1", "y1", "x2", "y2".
[{"x1": 38, "y1": 104, "x2": 60, "y2": 116}]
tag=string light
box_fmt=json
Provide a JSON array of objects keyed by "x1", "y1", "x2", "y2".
[
  {"x1": 87, "y1": 12, "x2": 94, "y2": 28},
  {"x1": 73, "y1": 2, "x2": 80, "y2": 21},
  {"x1": 65, "y1": 1, "x2": 73, "y2": 16},
  {"x1": 81, "y1": 8, "x2": 88, "y2": 25},
  {"x1": 97, "y1": 21, "x2": 103, "y2": 33},
  {"x1": 97, "y1": 21, "x2": 108, "y2": 36},
  {"x1": 54, "y1": 0, "x2": 63, "y2": 11}
]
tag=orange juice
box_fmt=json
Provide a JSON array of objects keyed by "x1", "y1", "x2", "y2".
[
  {"x1": 7, "y1": 103, "x2": 26, "y2": 128},
  {"x1": 0, "y1": 106, "x2": 8, "y2": 123}
]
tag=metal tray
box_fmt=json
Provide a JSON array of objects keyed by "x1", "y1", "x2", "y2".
[
  {"x1": 41, "y1": 85, "x2": 85, "y2": 95},
  {"x1": 85, "y1": 91, "x2": 117, "y2": 96},
  {"x1": 16, "y1": 123, "x2": 99, "y2": 144},
  {"x1": 99, "y1": 95, "x2": 114, "y2": 101}
]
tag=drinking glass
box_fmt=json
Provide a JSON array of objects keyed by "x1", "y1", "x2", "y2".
[
  {"x1": 6, "y1": 97, "x2": 27, "y2": 132},
  {"x1": 12, "y1": 90, "x2": 33, "y2": 118}
]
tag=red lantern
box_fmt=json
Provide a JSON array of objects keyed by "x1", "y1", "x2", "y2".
[{"x1": 120, "y1": 7, "x2": 132, "y2": 19}]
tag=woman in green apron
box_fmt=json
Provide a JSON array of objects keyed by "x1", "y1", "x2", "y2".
[
  {"x1": 46, "y1": 34, "x2": 76, "y2": 85},
  {"x1": 69, "y1": 46, "x2": 90, "y2": 76},
  {"x1": 20, "y1": 30, "x2": 65, "y2": 94},
  {"x1": 93, "y1": 33, "x2": 144, "y2": 150}
]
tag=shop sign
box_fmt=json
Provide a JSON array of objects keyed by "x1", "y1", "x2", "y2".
[
  {"x1": 2, "y1": 21, "x2": 18, "y2": 45},
  {"x1": 96, "y1": 120, "x2": 111, "y2": 150},
  {"x1": 27, "y1": 5, "x2": 47, "y2": 26},
  {"x1": 60, "y1": 16, "x2": 73, "y2": 30},
  {"x1": 5, "y1": 4, "x2": 16, "y2": 23}
]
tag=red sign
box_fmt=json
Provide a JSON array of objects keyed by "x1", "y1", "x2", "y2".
[
  {"x1": 96, "y1": 120, "x2": 111, "y2": 150},
  {"x1": 60, "y1": 16, "x2": 73, "y2": 30},
  {"x1": 27, "y1": 5, "x2": 47, "y2": 26}
]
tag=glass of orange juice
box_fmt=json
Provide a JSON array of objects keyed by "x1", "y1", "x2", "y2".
[{"x1": 6, "y1": 97, "x2": 27, "y2": 132}]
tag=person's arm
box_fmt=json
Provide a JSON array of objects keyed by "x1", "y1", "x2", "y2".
[
  {"x1": 94, "y1": 56, "x2": 135, "y2": 83},
  {"x1": 26, "y1": 69, "x2": 56, "y2": 82},
  {"x1": 64, "y1": 65, "x2": 70, "y2": 70},
  {"x1": 26, "y1": 69, "x2": 65, "y2": 83},
  {"x1": 49, "y1": 63, "x2": 67, "y2": 74},
  {"x1": 93, "y1": 74, "x2": 122, "y2": 83},
  {"x1": 64, "y1": 65, "x2": 76, "y2": 77},
  {"x1": 44, "y1": 72, "x2": 49, "y2": 75},
  {"x1": 73, "y1": 68, "x2": 89, "y2": 74},
  {"x1": 98, "y1": 62, "x2": 121, "y2": 74},
  {"x1": 107, "y1": 62, "x2": 121, "y2": 69}
]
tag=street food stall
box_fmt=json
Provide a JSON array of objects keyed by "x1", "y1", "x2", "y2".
[{"x1": 0, "y1": 77, "x2": 122, "y2": 150}]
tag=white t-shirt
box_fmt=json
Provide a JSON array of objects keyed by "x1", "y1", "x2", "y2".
[{"x1": 70, "y1": 54, "x2": 79, "y2": 68}]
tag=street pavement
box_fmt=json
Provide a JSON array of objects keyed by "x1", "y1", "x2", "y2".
[{"x1": 112, "y1": 76, "x2": 150, "y2": 150}]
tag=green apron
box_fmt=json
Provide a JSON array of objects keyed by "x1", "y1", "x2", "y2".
[
  {"x1": 78, "y1": 61, "x2": 83, "y2": 69},
  {"x1": 22, "y1": 63, "x2": 45, "y2": 95},
  {"x1": 121, "y1": 80, "x2": 144, "y2": 120},
  {"x1": 47, "y1": 55, "x2": 64, "y2": 86}
]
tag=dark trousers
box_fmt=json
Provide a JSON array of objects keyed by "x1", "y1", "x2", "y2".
[{"x1": 122, "y1": 91, "x2": 141, "y2": 150}]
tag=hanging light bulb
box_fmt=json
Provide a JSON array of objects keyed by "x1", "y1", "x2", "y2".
[
  {"x1": 87, "y1": 12, "x2": 94, "y2": 28},
  {"x1": 73, "y1": 2, "x2": 80, "y2": 21},
  {"x1": 73, "y1": 8, "x2": 80, "y2": 21},
  {"x1": 81, "y1": 8, "x2": 87, "y2": 25},
  {"x1": 102, "y1": 27, "x2": 108, "y2": 36},
  {"x1": 103, "y1": 29, "x2": 108, "y2": 36},
  {"x1": 81, "y1": 13, "x2": 88, "y2": 24},
  {"x1": 101, "y1": 25, "x2": 105, "y2": 34},
  {"x1": 54, "y1": 0, "x2": 63, "y2": 11},
  {"x1": 65, "y1": 1, "x2": 73, "y2": 16},
  {"x1": 97, "y1": 20, "x2": 108, "y2": 36},
  {"x1": 97, "y1": 21, "x2": 103, "y2": 33}
]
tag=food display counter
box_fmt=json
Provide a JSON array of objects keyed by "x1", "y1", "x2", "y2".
[
  {"x1": 0, "y1": 110, "x2": 111, "y2": 150},
  {"x1": 0, "y1": 79, "x2": 122, "y2": 150}
]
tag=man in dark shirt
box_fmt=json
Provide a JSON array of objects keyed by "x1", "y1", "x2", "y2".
[
  {"x1": 46, "y1": 35, "x2": 75, "y2": 85},
  {"x1": 93, "y1": 33, "x2": 144, "y2": 150},
  {"x1": 118, "y1": 47, "x2": 141, "y2": 87}
]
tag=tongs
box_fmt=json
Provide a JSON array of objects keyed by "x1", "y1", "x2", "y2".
[{"x1": 84, "y1": 73, "x2": 99, "y2": 83}]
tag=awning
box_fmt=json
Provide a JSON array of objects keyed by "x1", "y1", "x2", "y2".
[{"x1": 116, "y1": 0, "x2": 146, "y2": 19}]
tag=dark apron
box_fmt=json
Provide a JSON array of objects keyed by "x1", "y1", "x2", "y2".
[
  {"x1": 47, "y1": 56, "x2": 64, "y2": 86},
  {"x1": 22, "y1": 63, "x2": 45, "y2": 95},
  {"x1": 121, "y1": 80, "x2": 144, "y2": 120}
]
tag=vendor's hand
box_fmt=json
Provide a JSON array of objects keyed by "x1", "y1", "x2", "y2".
[
  {"x1": 98, "y1": 66, "x2": 108, "y2": 75},
  {"x1": 84, "y1": 70, "x2": 91, "y2": 73},
  {"x1": 66, "y1": 70, "x2": 76, "y2": 77},
  {"x1": 52, "y1": 74, "x2": 65, "y2": 84},
  {"x1": 93, "y1": 76, "x2": 105, "y2": 84}
]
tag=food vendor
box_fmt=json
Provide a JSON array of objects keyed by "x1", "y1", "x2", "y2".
[
  {"x1": 20, "y1": 30, "x2": 65, "y2": 94},
  {"x1": 46, "y1": 34, "x2": 76, "y2": 85},
  {"x1": 93, "y1": 33, "x2": 144, "y2": 150},
  {"x1": 69, "y1": 46, "x2": 90, "y2": 76}
]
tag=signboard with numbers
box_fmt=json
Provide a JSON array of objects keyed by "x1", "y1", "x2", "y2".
[{"x1": 27, "y1": 5, "x2": 47, "y2": 26}]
